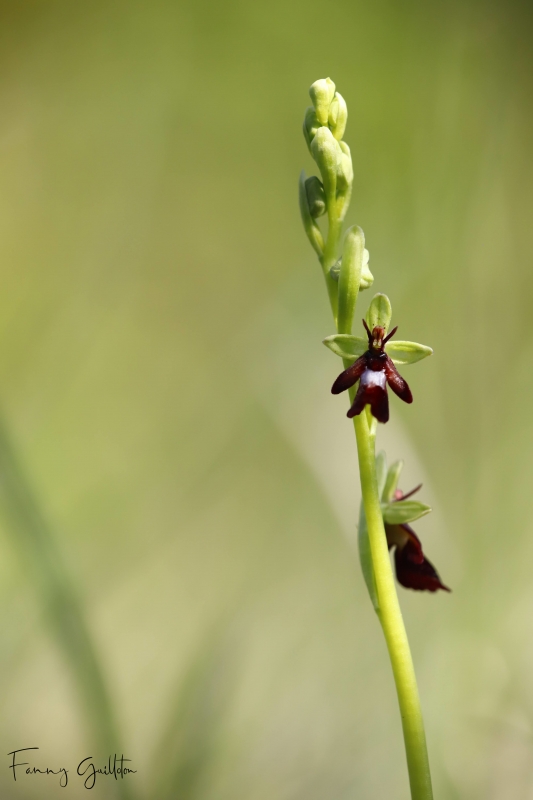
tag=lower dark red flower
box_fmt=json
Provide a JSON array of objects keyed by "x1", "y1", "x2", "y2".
[{"x1": 385, "y1": 488, "x2": 450, "y2": 593}]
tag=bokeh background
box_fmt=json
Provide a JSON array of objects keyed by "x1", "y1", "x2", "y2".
[{"x1": 0, "y1": 1, "x2": 532, "y2": 798}]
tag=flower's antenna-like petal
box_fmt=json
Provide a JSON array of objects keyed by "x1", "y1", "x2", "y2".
[
  {"x1": 362, "y1": 318, "x2": 373, "y2": 344},
  {"x1": 331, "y1": 354, "x2": 366, "y2": 394},
  {"x1": 383, "y1": 325, "x2": 398, "y2": 345},
  {"x1": 384, "y1": 356, "x2": 413, "y2": 403},
  {"x1": 395, "y1": 484, "x2": 422, "y2": 501}
]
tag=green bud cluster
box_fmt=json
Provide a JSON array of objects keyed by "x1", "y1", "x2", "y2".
[
  {"x1": 299, "y1": 77, "x2": 373, "y2": 332},
  {"x1": 301, "y1": 78, "x2": 352, "y2": 226}
]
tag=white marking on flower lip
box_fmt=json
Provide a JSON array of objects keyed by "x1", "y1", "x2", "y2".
[{"x1": 361, "y1": 369, "x2": 386, "y2": 388}]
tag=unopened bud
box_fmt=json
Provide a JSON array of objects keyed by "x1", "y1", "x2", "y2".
[
  {"x1": 305, "y1": 176, "x2": 326, "y2": 218},
  {"x1": 328, "y1": 92, "x2": 348, "y2": 140},
  {"x1": 360, "y1": 248, "x2": 374, "y2": 290},
  {"x1": 309, "y1": 78, "x2": 336, "y2": 126},
  {"x1": 310, "y1": 126, "x2": 339, "y2": 199},
  {"x1": 329, "y1": 258, "x2": 341, "y2": 282}
]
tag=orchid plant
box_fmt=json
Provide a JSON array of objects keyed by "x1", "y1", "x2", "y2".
[{"x1": 299, "y1": 77, "x2": 449, "y2": 800}]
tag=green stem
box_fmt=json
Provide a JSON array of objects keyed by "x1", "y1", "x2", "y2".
[
  {"x1": 0, "y1": 415, "x2": 134, "y2": 800},
  {"x1": 320, "y1": 212, "x2": 342, "y2": 322},
  {"x1": 324, "y1": 222, "x2": 433, "y2": 799},
  {"x1": 353, "y1": 412, "x2": 433, "y2": 800}
]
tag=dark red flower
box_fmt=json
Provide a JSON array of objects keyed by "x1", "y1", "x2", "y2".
[
  {"x1": 385, "y1": 486, "x2": 450, "y2": 593},
  {"x1": 331, "y1": 320, "x2": 412, "y2": 423}
]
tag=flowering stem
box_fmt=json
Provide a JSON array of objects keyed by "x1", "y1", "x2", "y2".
[
  {"x1": 321, "y1": 225, "x2": 433, "y2": 799},
  {"x1": 351, "y1": 410, "x2": 433, "y2": 800},
  {"x1": 302, "y1": 76, "x2": 434, "y2": 798}
]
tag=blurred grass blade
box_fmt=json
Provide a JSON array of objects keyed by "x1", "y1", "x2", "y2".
[
  {"x1": 0, "y1": 414, "x2": 134, "y2": 800},
  {"x1": 151, "y1": 622, "x2": 236, "y2": 800}
]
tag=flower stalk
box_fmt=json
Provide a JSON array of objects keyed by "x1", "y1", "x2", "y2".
[{"x1": 299, "y1": 78, "x2": 437, "y2": 799}]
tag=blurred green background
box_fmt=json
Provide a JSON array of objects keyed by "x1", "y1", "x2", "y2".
[{"x1": 0, "y1": 1, "x2": 532, "y2": 798}]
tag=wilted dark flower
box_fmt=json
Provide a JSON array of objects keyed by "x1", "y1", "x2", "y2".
[
  {"x1": 331, "y1": 320, "x2": 412, "y2": 422},
  {"x1": 385, "y1": 486, "x2": 450, "y2": 593}
]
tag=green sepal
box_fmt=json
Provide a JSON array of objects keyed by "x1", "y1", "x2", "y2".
[
  {"x1": 304, "y1": 176, "x2": 326, "y2": 218},
  {"x1": 365, "y1": 293, "x2": 392, "y2": 333},
  {"x1": 375, "y1": 450, "x2": 388, "y2": 499},
  {"x1": 298, "y1": 171, "x2": 324, "y2": 257},
  {"x1": 322, "y1": 334, "x2": 367, "y2": 360},
  {"x1": 358, "y1": 501, "x2": 379, "y2": 612},
  {"x1": 337, "y1": 225, "x2": 364, "y2": 335},
  {"x1": 381, "y1": 500, "x2": 431, "y2": 525},
  {"x1": 309, "y1": 77, "x2": 336, "y2": 125},
  {"x1": 385, "y1": 340, "x2": 433, "y2": 365},
  {"x1": 382, "y1": 460, "x2": 403, "y2": 503}
]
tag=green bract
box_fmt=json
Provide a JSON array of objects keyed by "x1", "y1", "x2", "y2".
[
  {"x1": 381, "y1": 500, "x2": 431, "y2": 525},
  {"x1": 366, "y1": 293, "x2": 392, "y2": 333},
  {"x1": 298, "y1": 171, "x2": 324, "y2": 257},
  {"x1": 337, "y1": 226, "x2": 364, "y2": 335},
  {"x1": 304, "y1": 176, "x2": 326, "y2": 218},
  {"x1": 382, "y1": 459, "x2": 403, "y2": 503}
]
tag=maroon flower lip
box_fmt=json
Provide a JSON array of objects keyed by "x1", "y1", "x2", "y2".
[
  {"x1": 331, "y1": 320, "x2": 412, "y2": 423},
  {"x1": 386, "y1": 486, "x2": 450, "y2": 593}
]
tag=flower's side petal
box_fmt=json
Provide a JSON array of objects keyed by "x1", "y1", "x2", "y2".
[
  {"x1": 385, "y1": 340, "x2": 433, "y2": 365},
  {"x1": 384, "y1": 355, "x2": 413, "y2": 403},
  {"x1": 331, "y1": 354, "x2": 366, "y2": 394}
]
